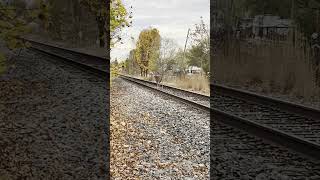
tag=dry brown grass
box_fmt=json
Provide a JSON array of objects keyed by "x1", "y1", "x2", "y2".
[
  {"x1": 143, "y1": 76, "x2": 153, "y2": 81},
  {"x1": 163, "y1": 74, "x2": 210, "y2": 95},
  {"x1": 212, "y1": 33, "x2": 320, "y2": 101},
  {"x1": 131, "y1": 73, "x2": 210, "y2": 95}
]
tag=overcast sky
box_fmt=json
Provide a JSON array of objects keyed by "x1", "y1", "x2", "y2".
[{"x1": 111, "y1": 0, "x2": 210, "y2": 61}]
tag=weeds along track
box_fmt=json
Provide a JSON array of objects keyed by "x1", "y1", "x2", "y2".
[
  {"x1": 24, "y1": 39, "x2": 320, "y2": 161},
  {"x1": 120, "y1": 75, "x2": 320, "y2": 161}
]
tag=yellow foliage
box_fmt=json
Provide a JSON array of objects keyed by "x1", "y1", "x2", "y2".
[
  {"x1": 135, "y1": 28, "x2": 161, "y2": 72},
  {"x1": 0, "y1": 2, "x2": 30, "y2": 50}
]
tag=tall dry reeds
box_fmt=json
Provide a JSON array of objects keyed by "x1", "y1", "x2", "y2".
[
  {"x1": 212, "y1": 31, "x2": 320, "y2": 100},
  {"x1": 163, "y1": 74, "x2": 210, "y2": 95}
]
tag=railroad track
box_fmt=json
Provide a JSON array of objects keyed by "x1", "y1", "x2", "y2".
[
  {"x1": 119, "y1": 75, "x2": 320, "y2": 161},
  {"x1": 22, "y1": 38, "x2": 108, "y2": 79},
  {"x1": 211, "y1": 84, "x2": 320, "y2": 159},
  {"x1": 23, "y1": 39, "x2": 320, "y2": 161},
  {"x1": 119, "y1": 74, "x2": 209, "y2": 109},
  {"x1": 120, "y1": 75, "x2": 320, "y2": 178}
]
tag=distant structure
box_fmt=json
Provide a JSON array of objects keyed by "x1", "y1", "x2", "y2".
[
  {"x1": 186, "y1": 66, "x2": 202, "y2": 75},
  {"x1": 233, "y1": 15, "x2": 294, "y2": 41},
  {"x1": 212, "y1": 0, "x2": 294, "y2": 41},
  {"x1": 252, "y1": 15, "x2": 293, "y2": 39}
]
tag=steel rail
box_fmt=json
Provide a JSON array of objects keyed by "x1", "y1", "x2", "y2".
[
  {"x1": 212, "y1": 84, "x2": 320, "y2": 121},
  {"x1": 23, "y1": 39, "x2": 320, "y2": 161},
  {"x1": 121, "y1": 75, "x2": 320, "y2": 161},
  {"x1": 23, "y1": 38, "x2": 108, "y2": 79}
]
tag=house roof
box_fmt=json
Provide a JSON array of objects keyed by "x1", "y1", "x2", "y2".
[
  {"x1": 253, "y1": 15, "x2": 293, "y2": 28},
  {"x1": 186, "y1": 66, "x2": 202, "y2": 71}
]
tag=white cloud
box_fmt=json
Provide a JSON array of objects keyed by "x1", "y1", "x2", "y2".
[{"x1": 111, "y1": 0, "x2": 210, "y2": 61}]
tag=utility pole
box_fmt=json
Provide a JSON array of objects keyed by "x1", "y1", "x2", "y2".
[
  {"x1": 184, "y1": 28, "x2": 190, "y2": 55},
  {"x1": 183, "y1": 28, "x2": 190, "y2": 73}
]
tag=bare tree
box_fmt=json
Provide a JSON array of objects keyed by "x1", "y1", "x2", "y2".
[
  {"x1": 190, "y1": 17, "x2": 210, "y2": 52},
  {"x1": 188, "y1": 17, "x2": 210, "y2": 74},
  {"x1": 152, "y1": 38, "x2": 178, "y2": 82}
]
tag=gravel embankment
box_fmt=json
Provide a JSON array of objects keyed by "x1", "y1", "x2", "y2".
[
  {"x1": 112, "y1": 78, "x2": 320, "y2": 179},
  {"x1": 0, "y1": 49, "x2": 108, "y2": 179},
  {"x1": 110, "y1": 78, "x2": 210, "y2": 179},
  {"x1": 211, "y1": 122, "x2": 320, "y2": 179}
]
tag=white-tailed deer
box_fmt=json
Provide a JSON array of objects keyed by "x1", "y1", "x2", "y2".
[{"x1": 154, "y1": 73, "x2": 163, "y2": 89}]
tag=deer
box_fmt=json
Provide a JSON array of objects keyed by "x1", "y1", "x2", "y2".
[{"x1": 154, "y1": 72, "x2": 163, "y2": 89}]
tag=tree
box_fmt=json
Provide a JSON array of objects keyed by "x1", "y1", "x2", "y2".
[
  {"x1": 42, "y1": 0, "x2": 81, "y2": 41},
  {"x1": 43, "y1": 0, "x2": 64, "y2": 40},
  {"x1": 151, "y1": 38, "x2": 178, "y2": 78},
  {"x1": 33, "y1": 0, "x2": 99, "y2": 45},
  {"x1": 0, "y1": 1, "x2": 31, "y2": 69},
  {"x1": 135, "y1": 28, "x2": 161, "y2": 77},
  {"x1": 80, "y1": 0, "x2": 108, "y2": 47},
  {"x1": 186, "y1": 42, "x2": 209, "y2": 74},
  {"x1": 11, "y1": 0, "x2": 27, "y2": 16},
  {"x1": 190, "y1": 17, "x2": 209, "y2": 53},
  {"x1": 243, "y1": 0, "x2": 292, "y2": 18},
  {"x1": 294, "y1": 0, "x2": 320, "y2": 38},
  {"x1": 187, "y1": 18, "x2": 210, "y2": 74},
  {"x1": 110, "y1": 0, "x2": 132, "y2": 47},
  {"x1": 172, "y1": 49, "x2": 188, "y2": 75},
  {"x1": 32, "y1": 0, "x2": 52, "y2": 31},
  {"x1": 125, "y1": 49, "x2": 139, "y2": 74},
  {"x1": 0, "y1": 2, "x2": 30, "y2": 49},
  {"x1": 80, "y1": 0, "x2": 131, "y2": 48},
  {"x1": 0, "y1": 0, "x2": 55, "y2": 72}
]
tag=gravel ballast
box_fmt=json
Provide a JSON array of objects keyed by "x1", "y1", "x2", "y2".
[
  {"x1": 110, "y1": 78, "x2": 210, "y2": 179},
  {"x1": 211, "y1": 121, "x2": 320, "y2": 179},
  {"x1": 112, "y1": 78, "x2": 320, "y2": 179},
  {"x1": 0, "y1": 49, "x2": 108, "y2": 179}
]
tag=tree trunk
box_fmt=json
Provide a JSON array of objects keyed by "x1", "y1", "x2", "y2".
[
  {"x1": 71, "y1": 0, "x2": 82, "y2": 45},
  {"x1": 97, "y1": 17, "x2": 106, "y2": 48}
]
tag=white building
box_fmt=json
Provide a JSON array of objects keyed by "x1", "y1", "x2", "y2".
[{"x1": 186, "y1": 66, "x2": 202, "y2": 75}]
